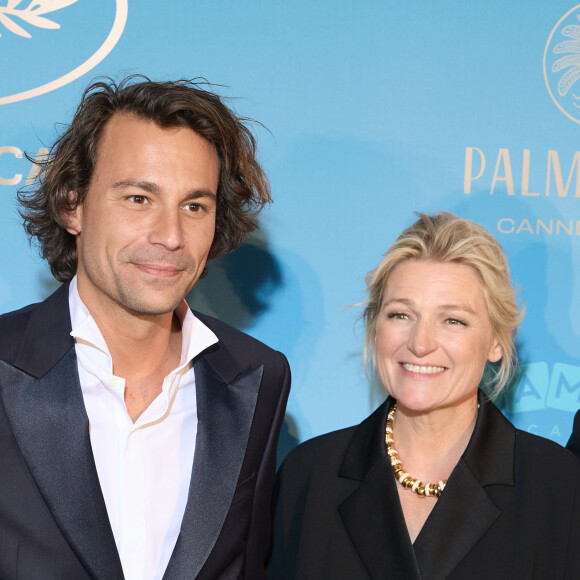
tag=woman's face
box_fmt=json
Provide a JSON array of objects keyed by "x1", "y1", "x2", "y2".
[{"x1": 374, "y1": 260, "x2": 502, "y2": 415}]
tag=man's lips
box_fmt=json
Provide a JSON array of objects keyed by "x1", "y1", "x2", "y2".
[
  {"x1": 131, "y1": 263, "x2": 185, "y2": 278},
  {"x1": 400, "y1": 362, "x2": 446, "y2": 374}
]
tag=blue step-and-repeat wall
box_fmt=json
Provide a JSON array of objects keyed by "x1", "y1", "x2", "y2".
[{"x1": 1, "y1": 0, "x2": 579, "y2": 457}]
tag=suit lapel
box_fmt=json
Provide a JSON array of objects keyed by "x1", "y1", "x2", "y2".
[
  {"x1": 412, "y1": 461, "x2": 501, "y2": 579},
  {"x1": 164, "y1": 343, "x2": 263, "y2": 579},
  {"x1": 413, "y1": 394, "x2": 514, "y2": 579},
  {"x1": 1, "y1": 285, "x2": 123, "y2": 579},
  {"x1": 338, "y1": 401, "x2": 421, "y2": 580},
  {"x1": 337, "y1": 395, "x2": 515, "y2": 580}
]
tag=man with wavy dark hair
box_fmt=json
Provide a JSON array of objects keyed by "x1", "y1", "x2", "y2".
[{"x1": 0, "y1": 76, "x2": 290, "y2": 580}]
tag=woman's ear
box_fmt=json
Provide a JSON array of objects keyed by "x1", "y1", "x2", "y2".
[{"x1": 488, "y1": 339, "x2": 503, "y2": 363}]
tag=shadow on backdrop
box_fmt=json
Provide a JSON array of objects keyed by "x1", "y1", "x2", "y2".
[
  {"x1": 277, "y1": 414, "x2": 300, "y2": 468},
  {"x1": 40, "y1": 272, "x2": 62, "y2": 298},
  {"x1": 186, "y1": 233, "x2": 298, "y2": 463},
  {"x1": 187, "y1": 233, "x2": 283, "y2": 330}
]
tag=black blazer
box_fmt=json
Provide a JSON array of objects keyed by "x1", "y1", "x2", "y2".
[
  {"x1": 567, "y1": 409, "x2": 580, "y2": 459},
  {"x1": 0, "y1": 284, "x2": 290, "y2": 580},
  {"x1": 269, "y1": 394, "x2": 580, "y2": 579}
]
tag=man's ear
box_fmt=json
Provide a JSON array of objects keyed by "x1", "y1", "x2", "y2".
[{"x1": 62, "y1": 191, "x2": 82, "y2": 235}]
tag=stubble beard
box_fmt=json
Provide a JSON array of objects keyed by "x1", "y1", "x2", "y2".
[{"x1": 80, "y1": 250, "x2": 199, "y2": 319}]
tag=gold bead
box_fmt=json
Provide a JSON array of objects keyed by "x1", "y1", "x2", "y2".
[{"x1": 385, "y1": 403, "x2": 447, "y2": 500}]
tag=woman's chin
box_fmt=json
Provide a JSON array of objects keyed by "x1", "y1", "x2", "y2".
[{"x1": 393, "y1": 391, "x2": 478, "y2": 417}]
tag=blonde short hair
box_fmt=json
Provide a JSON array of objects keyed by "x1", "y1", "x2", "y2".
[{"x1": 363, "y1": 212, "x2": 524, "y2": 398}]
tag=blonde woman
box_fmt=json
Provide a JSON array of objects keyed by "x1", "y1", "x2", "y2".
[{"x1": 269, "y1": 212, "x2": 580, "y2": 580}]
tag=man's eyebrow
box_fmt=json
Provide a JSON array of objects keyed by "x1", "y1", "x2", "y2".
[
  {"x1": 183, "y1": 189, "x2": 217, "y2": 202},
  {"x1": 112, "y1": 180, "x2": 217, "y2": 200},
  {"x1": 112, "y1": 179, "x2": 159, "y2": 193}
]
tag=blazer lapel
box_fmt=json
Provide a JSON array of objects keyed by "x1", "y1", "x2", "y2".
[
  {"x1": 164, "y1": 344, "x2": 263, "y2": 579},
  {"x1": 413, "y1": 394, "x2": 514, "y2": 580},
  {"x1": 1, "y1": 285, "x2": 123, "y2": 579},
  {"x1": 338, "y1": 402, "x2": 421, "y2": 580}
]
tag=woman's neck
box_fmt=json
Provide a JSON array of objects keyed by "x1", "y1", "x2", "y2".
[{"x1": 391, "y1": 396, "x2": 479, "y2": 483}]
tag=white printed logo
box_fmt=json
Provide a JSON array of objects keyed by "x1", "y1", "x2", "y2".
[
  {"x1": 0, "y1": 0, "x2": 79, "y2": 39},
  {"x1": 544, "y1": 4, "x2": 580, "y2": 124},
  {"x1": 0, "y1": 0, "x2": 128, "y2": 105}
]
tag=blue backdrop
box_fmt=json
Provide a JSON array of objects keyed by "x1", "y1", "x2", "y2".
[{"x1": 1, "y1": 0, "x2": 579, "y2": 456}]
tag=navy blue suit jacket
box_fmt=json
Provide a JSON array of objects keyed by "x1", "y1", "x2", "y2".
[{"x1": 0, "y1": 283, "x2": 290, "y2": 579}]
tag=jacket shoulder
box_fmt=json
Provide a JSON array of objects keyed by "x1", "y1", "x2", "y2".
[
  {"x1": 0, "y1": 302, "x2": 38, "y2": 363},
  {"x1": 280, "y1": 400, "x2": 390, "y2": 482},
  {"x1": 515, "y1": 428, "x2": 580, "y2": 472},
  {"x1": 279, "y1": 425, "x2": 358, "y2": 480},
  {"x1": 0, "y1": 300, "x2": 38, "y2": 324}
]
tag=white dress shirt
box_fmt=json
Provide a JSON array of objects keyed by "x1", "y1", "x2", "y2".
[{"x1": 68, "y1": 277, "x2": 218, "y2": 580}]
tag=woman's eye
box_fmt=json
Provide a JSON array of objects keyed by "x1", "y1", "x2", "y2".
[
  {"x1": 446, "y1": 318, "x2": 466, "y2": 326},
  {"x1": 386, "y1": 312, "x2": 408, "y2": 320}
]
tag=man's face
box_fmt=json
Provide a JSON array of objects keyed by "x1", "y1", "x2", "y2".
[{"x1": 66, "y1": 113, "x2": 219, "y2": 319}]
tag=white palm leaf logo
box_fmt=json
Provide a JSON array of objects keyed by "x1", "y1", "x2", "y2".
[
  {"x1": 0, "y1": 0, "x2": 80, "y2": 39},
  {"x1": 552, "y1": 15, "x2": 580, "y2": 98}
]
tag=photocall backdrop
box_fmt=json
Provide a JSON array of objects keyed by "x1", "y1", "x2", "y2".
[{"x1": 1, "y1": 0, "x2": 579, "y2": 460}]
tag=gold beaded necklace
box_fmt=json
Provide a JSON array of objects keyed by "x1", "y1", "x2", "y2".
[{"x1": 385, "y1": 403, "x2": 447, "y2": 498}]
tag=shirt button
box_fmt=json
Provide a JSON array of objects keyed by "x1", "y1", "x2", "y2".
[{"x1": 108, "y1": 377, "x2": 118, "y2": 388}]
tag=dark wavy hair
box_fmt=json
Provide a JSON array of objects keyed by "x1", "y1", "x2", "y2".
[{"x1": 18, "y1": 75, "x2": 272, "y2": 281}]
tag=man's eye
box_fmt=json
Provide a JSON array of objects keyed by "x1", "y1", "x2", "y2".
[
  {"x1": 185, "y1": 203, "x2": 203, "y2": 212},
  {"x1": 129, "y1": 195, "x2": 147, "y2": 204}
]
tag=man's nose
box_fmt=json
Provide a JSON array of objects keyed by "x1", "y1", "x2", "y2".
[{"x1": 149, "y1": 207, "x2": 185, "y2": 250}]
